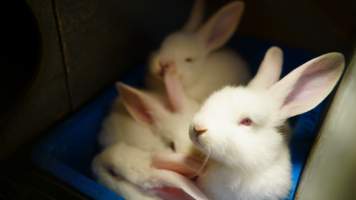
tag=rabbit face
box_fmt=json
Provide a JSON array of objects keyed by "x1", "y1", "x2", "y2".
[
  {"x1": 149, "y1": 1, "x2": 245, "y2": 89},
  {"x1": 190, "y1": 51, "x2": 345, "y2": 171},
  {"x1": 116, "y1": 77, "x2": 199, "y2": 155},
  {"x1": 151, "y1": 32, "x2": 207, "y2": 87},
  {"x1": 154, "y1": 99, "x2": 200, "y2": 154},
  {"x1": 191, "y1": 86, "x2": 285, "y2": 170}
]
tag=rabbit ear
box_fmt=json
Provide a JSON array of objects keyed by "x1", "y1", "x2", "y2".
[
  {"x1": 164, "y1": 68, "x2": 186, "y2": 112},
  {"x1": 151, "y1": 152, "x2": 208, "y2": 200},
  {"x1": 197, "y1": 1, "x2": 244, "y2": 52},
  {"x1": 152, "y1": 187, "x2": 197, "y2": 200},
  {"x1": 269, "y1": 52, "x2": 345, "y2": 119},
  {"x1": 248, "y1": 46, "x2": 283, "y2": 89},
  {"x1": 182, "y1": 0, "x2": 205, "y2": 32},
  {"x1": 152, "y1": 152, "x2": 203, "y2": 178},
  {"x1": 116, "y1": 83, "x2": 166, "y2": 125},
  {"x1": 150, "y1": 170, "x2": 209, "y2": 200}
]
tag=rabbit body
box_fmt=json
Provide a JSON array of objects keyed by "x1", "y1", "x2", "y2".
[
  {"x1": 93, "y1": 143, "x2": 163, "y2": 200},
  {"x1": 94, "y1": 79, "x2": 208, "y2": 200},
  {"x1": 189, "y1": 50, "x2": 345, "y2": 200},
  {"x1": 93, "y1": 95, "x2": 171, "y2": 200},
  {"x1": 148, "y1": 1, "x2": 250, "y2": 102},
  {"x1": 190, "y1": 49, "x2": 249, "y2": 100}
]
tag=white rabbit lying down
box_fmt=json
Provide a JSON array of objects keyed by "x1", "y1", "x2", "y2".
[
  {"x1": 112, "y1": 68, "x2": 199, "y2": 154},
  {"x1": 154, "y1": 48, "x2": 345, "y2": 200},
  {"x1": 93, "y1": 105, "x2": 207, "y2": 199},
  {"x1": 93, "y1": 86, "x2": 171, "y2": 200},
  {"x1": 147, "y1": 0, "x2": 250, "y2": 102},
  {"x1": 93, "y1": 143, "x2": 207, "y2": 200},
  {"x1": 93, "y1": 70, "x2": 207, "y2": 199}
]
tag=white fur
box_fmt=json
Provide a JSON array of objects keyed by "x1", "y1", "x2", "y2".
[
  {"x1": 93, "y1": 78, "x2": 206, "y2": 199},
  {"x1": 147, "y1": 1, "x2": 250, "y2": 102},
  {"x1": 92, "y1": 144, "x2": 162, "y2": 200},
  {"x1": 93, "y1": 142, "x2": 209, "y2": 200},
  {"x1": 190, "y1": 51, "x2": 345, "y2": 200},
  {"x1": 93, "y1": 97, "x2": 170, "y2": 199},
  {"x1": 98, "y1": 99, "x2": 168, "y2": 150},
  {"x1": 153, "y1": 100, "x2": 200, "y2": 154},
  {"x1": 193, "y1": 87, "x2": 291, "y2": 200}
]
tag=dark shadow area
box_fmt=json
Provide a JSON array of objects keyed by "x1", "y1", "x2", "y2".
[{"x1": 0, "y1": 1, "x2": 41, "y2": 115}]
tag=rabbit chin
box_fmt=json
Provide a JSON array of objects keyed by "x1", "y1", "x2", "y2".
[{"x1": 193, "y1": 129, "x2": 289, "y2": 174}]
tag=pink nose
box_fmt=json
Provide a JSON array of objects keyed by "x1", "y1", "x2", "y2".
[
  {"x1": 193, "y1": 125, "x2": 207, "y2": 136},
  {"x1": 158, "y1": 61, "x2": 172, "y2": 77}
]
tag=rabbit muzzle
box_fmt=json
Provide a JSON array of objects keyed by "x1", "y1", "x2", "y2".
[
  {"x1": 189, "y1": 124, "x2": 207, "y2": 145},
  {"x1": 158, "y1": 61, "x2": 175, "y2": 77},
  {"x1": 193, "y1": 125, "x2": 207, "y2": 136}
]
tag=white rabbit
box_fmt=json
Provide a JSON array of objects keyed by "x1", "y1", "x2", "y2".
[
  {"x1": 93, "y1": 143, "x2": 207, "y2": 200},
  {"x1": 186, "y1": 51, "x2": 345, "y2": 200},
  {"x1": 94, "y1": 85, "x2": 171, "y2": 200},
  {"x1": 118, "y1": 69, "x2": 201, "y2": 155},
  {"x1": 147, "y1": 0, "x2": 250, "y2": 102},
  {"x1": 93, "y1": 71, "x2": 207, "y2": 199}
]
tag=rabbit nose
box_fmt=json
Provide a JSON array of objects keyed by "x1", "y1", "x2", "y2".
[
  {"x1": 193, "y1": 125, "x2": 207, "y2": 136},
  {"x1": 158, "y1": 61, "x2": 172, "y2": 77}
]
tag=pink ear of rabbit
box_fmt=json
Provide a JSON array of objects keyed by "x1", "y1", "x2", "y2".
[
  {"x1": 152, "y1": 152, "x2": 203, "y2": 178},
  {"x1": 152, "y1": 187, "x2": 195, "y2": 200},
  {"x1": 270, "y1": 52, "x2": 345, "y2": 119},
  {"x1": 164, "y1": 69, "x2": 186, "y2": 112},
  {"x1": 116, "y1": 82, "x2": 163, "y2": 125},
  {"x1": 197, "y1": 1, "x2": 244, "y2": 51},
  {"x1": 248, "y1": 46, "x2": 283, "y2": 89},
  {"x1": 150, "y1": 170, "x2": 209, "y2": 200},
  {"x1": 182, "y1": 0, "x2": 205, "y2": 32}
]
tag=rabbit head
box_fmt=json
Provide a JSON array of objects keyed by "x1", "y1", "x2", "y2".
[
  {"x1": 117, "y1": 70, "x2": 200, "y2": 155},
  {"x1": 149, "y1": 0, "x2": 245, "y2": 87},
  {"x1": 190, "y1": 48, "x2": 345, "y2": 171}
]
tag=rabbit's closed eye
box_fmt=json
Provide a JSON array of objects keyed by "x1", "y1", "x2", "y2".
[
  {"x1": 106, "y1": 165, "x2": 123, "y2": 180},
  {"x1": 185, "y1": 57, "x2": 194, "y2": 63},
  {"x1": 169, "y1": 141, "x2": 176, "y2": 152}
]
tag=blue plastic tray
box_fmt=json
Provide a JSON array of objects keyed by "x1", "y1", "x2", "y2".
[{"x1": 32, "y1": 38, "x2": 327, "y2": 200}]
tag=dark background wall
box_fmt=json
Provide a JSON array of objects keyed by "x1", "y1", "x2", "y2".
[{"x1": 0, "y1": 0, "x2": 355, "y2": 159}]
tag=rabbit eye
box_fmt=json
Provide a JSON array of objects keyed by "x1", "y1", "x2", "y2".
[
  {"x1": 106, "y1": 165, "x2": 121, "y2": 179},
  {"x1": 185, "y1": 57, "x2": 194, "y2": 63},
  {"x1": 239, "y1": 118, "x2": 253, "y2": 126},
  {"x1": 169, "y1": 142, "x2": 176, "y2": 152}
]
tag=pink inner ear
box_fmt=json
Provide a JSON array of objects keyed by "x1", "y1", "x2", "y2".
[
  {"x1": 283, "y1": 61, "x2": 334, "y2": 107},
  {"x1": 152, "y1": 187, "x2": 195, "y2": 200},
  {"x1": 152, "y1": 153, "x2": 203, "y2": 178},
  {"x1": 119, "y1": 85, "x2": 155, "y2": 124},
  {"x1": 207, "y1": 12, "x2": 233, "y2": 44},
  {"x1": 203, "y1": 3, "x2": 244, "y2": 50},
  {"x1": 132, "y1": 101, "x2": 154, "y2": 124},
  {"x1": 182, "y1": 0, "x2": 204, "y2": 32},
  {"x1": 164, "y1": 69, "x2": 185, "y2": 112}
]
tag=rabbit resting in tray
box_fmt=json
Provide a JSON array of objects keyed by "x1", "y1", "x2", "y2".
[
  {"x1": 189, "y1": 51, "x2": 345, "y2": 200},
  {"x1": 147, "y1": 0, "x2": 250, "y2": 102},
  {"x1": 93, "y1": 69, "x2": 207, "y2": 200},
  {"x1": 154, "y1": 48, "x2": 345, "y2": 200}
]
